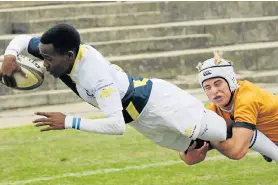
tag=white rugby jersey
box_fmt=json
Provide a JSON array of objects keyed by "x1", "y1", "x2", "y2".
[
  {"x1": 4, "y1": 35, "x2": 153, "y2": 135},
  {"x1": 68, "y1": 44, "x2": 129, "y2": 115},
  {"x1": 4, "y1": 35, "x2": 129, "y2": 115}
]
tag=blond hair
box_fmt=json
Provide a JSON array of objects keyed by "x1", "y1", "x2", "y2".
[
  {"x1": 196, "y1": 51, "x2": 232, "y2": 72},
  {"x1": 213, "y1": 51, "x2": 223, "y2": 65}
]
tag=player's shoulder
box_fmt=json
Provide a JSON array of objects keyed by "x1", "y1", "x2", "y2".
[
  {"x1": 82, "y1": 44, "x2": 108, "y2": 66},
  {"x1": 234, "y1": 80, "x2": 262, "y2": 112},
  {"x1": 238, "y1": 80, "x2": 259, "y2": 90},
  {"x1": 235, "y1": 80, "x2": 260, "y2": 102},
  {"x1": 83, "y1": 44, "x2": 102, "y2": 57}
]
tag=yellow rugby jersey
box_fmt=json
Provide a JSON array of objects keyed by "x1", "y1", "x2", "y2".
[{"x1": 206, "y1": 80, "x2": 278, "y2": 144}]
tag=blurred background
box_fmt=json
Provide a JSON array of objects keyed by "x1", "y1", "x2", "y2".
[{"x1": 1, "y1": 2, "x2": 278, "y2": 185}]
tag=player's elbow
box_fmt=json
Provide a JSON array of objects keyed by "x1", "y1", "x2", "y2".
[
  {"x1": 114, "y1": 119, "x2": 126, "y2": 135},
  {"x1": 229, "y1": 153, "x2": 245, "y2": 160},
  {"x1": 108, "y1": 112, "x2": 126, "y2": 135},
  {"x1": 229, "y1": 148, "x2": 248, "y2": 160},
  {"x1": 116, "y1": 124, "x2": 126, "y2": 135}
]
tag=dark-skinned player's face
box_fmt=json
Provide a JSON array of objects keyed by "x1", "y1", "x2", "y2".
[{"x1": 39, "y1": 43, "x2": 75, "y2": 78}]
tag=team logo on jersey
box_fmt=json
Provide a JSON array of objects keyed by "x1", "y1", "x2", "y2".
[
  {"x1": 99, "y1": 88, "x2": 116, "y2": 99},
  {"x1": 85, "y1": 89, "x2": 95, "y2": 98}
]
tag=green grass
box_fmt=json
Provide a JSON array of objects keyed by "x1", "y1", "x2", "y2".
[{"x1": 0, "y1": 124, "x2": 277, "y2": 185}]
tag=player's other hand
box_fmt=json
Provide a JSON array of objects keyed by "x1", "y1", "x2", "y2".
[
  {"x1": 179, "y1": 141, "x2": 209, "y2": 165},
  {"x1": 0, "y1": 55, "x2": 26, "y2": 87},
  {"x1": 33, "y1": 112, "x2": 66, "y2": 132}
]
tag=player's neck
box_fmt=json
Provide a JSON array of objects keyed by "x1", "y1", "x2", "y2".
[{"x1": 220, "y1": 99, "x2": 234, "y2": 113}]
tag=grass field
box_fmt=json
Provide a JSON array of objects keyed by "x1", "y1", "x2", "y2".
[{"x1": 0, "y1": 123, "x2": 277, "y2": 185}]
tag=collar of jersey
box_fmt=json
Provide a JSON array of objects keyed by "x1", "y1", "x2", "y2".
[{"x1": 68, "y1": 44, "x2": 86, "y2": 77}]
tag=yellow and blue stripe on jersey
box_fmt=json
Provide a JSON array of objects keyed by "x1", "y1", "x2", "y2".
[{"x1": 122, "y1": 74, "x2": 153, "y2": 123}]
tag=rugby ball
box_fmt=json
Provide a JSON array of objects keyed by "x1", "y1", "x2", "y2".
[{"x1": 0, "y1": 55, "x2": 45, "y2": 90}]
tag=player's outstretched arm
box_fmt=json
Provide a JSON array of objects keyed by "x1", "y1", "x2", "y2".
[
  {"x1": 4, "y1": 35, "x2": 33, "y2": 57},
  {"x1": 33, "y1": 110, "x2": 126, "y2": 135},
  {"x1": 211, "y1": 126, "x2": 253, "y2": 160}
]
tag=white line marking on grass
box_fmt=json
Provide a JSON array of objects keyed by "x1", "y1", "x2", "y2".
[{"x1": 0, "y1": 152, "x2": 260, "y2": 185}]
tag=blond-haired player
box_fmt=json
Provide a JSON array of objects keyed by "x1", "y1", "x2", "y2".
[{"x1": 180, "y1": 52, "x2": 278, "y2": 165}]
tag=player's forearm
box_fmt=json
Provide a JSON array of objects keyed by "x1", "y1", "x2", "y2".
[
  {"x1": 214, "y1": 140, "x2": 235, "y2": 156},
  {"x1": 212, "y1": 138, "x2": 248, "y2": 160},
  {"x1": 64, "y1": 112, "x2": 126, "y2": 135},
  {"x1": 4, "y1": 35, "x2": 33, "y2": 57}
]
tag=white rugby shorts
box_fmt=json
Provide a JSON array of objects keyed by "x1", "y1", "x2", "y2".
[{"x1": 129, "y1": 79, "x2": 205, "y2": 152}]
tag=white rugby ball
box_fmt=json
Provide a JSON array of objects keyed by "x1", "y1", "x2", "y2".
[{"x1": 0, "y1": 55, "x2": 45, "y2": 90}]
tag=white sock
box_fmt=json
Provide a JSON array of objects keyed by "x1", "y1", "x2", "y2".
[
  {"x1": 249, "y1": 129, "x2": 278, "y2": 162},
  {"x1": 197, "y1": 109, "x2": 227, "y2": 141}
]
